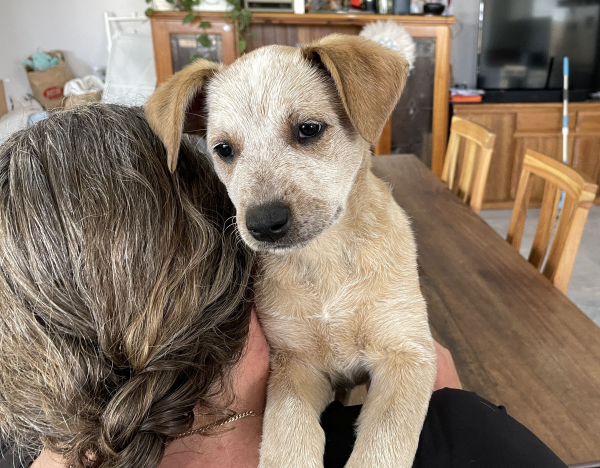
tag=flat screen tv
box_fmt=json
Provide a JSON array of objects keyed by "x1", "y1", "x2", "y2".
[{"x1": 477, "y1": 0, "x2": 600, "y2": 102}]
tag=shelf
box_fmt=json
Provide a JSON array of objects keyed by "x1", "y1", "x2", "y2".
[
  {"x1": 250, "y1": 12, "x2": 456, "y2": 26},
  {"x1": 151, "y1": 11, "x2": 456, "y2": 27}
]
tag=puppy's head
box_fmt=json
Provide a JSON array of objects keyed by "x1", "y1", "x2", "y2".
[{"x1": 145, "y1": 35, "x2": 408, "y2": 253}]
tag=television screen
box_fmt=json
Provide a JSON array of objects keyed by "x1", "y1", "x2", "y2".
[{"x1": 478, "y1": 0, "x2": 600, "y2": 93}]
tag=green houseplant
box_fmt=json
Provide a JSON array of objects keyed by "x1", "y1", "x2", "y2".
[{"x1": 145, "y1": 0, "x2": 252, "y2": 54}]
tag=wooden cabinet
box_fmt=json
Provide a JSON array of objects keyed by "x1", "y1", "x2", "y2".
[
  {"x1": 150, "y1": 12, "x2": 454, "y2": 172},
  {"x1": 151, "y1": 12, "x2": 239, "y2": 84},
  {"x1": 454, "y1": 103, "x2": 600, "y2": 207}
]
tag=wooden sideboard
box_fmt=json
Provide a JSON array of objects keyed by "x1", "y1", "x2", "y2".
[
  {"x1": 150, "y1": 12, "x2": 454, "y2": 173},
  {"x1": 454, "y1": 102, "x2": 600, "y2": 208}
]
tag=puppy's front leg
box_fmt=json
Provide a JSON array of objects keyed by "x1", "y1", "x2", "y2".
[
  {"x1": 345, "y1": 344, "x2": 436, "y2": 468},
  {"x1": 259, "y1": 353, "x2": 332, "y2": 468}
]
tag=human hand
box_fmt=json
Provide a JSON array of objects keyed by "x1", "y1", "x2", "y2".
[{"x1": 433, "y1": 340, "x2": 462, "y2": 391}]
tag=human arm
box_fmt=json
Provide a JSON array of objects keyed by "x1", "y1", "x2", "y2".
[{"x1": 433, "y1": 340, "x2": 462, "y2": 391}]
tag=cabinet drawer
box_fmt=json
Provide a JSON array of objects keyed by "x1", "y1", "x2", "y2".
[{"x1": 576, "y1": 111, "x2": 600, "y2": 133}]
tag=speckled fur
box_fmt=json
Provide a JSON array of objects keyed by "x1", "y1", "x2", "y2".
[{"x1": 145, "y1": 34, "x2": 436, "y2": 468}]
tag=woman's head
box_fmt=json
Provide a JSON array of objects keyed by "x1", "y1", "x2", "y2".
[{"x1": 0, "y1": 104, "x2": 254, "y2": 467}]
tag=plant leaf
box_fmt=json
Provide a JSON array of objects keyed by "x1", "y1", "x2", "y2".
[
  {"x1": 198, "y1": 35, "x2": 212, "y2": 47},
  {"x1": 199, "y1": 21, "x2": 211, "y2": 28},
  {"x1": 145, "y1": 8, "x2": 155, "y2": 17},
  {"x1": 183, "y1": 13, "x2": 196, "y2": 23},
  {"x1": 239, "y1": 39, "x2": 247, "y2": 53}
]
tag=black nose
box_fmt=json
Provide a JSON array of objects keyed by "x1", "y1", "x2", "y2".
[{"x1": 245, "y1": 203, "x2": 291, "y2": 242}]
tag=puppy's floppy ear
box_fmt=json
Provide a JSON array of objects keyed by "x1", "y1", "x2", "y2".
[
  {"x1": 301, "y1": 34, "x2": 409, "y2": 145},
  {"x1": 145, "y1": 59, "x2": 223, "y2": 172}
]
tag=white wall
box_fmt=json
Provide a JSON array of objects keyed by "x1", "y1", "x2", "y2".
[
  {"x1": 0, "y1": 0, "x2": 149, "y2": 104},
  {"x1": 450, "y1": 0, "x2": 481, "y2": 88}
]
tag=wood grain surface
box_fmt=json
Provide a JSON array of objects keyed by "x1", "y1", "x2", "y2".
[{"x1": 371, "y1": 154, "x2": 600, "y2": 466}]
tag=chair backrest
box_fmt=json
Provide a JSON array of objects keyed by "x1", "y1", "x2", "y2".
[
  {"x1": 441, "y1": 116, "x2": 496, "y2": 214},
  {"x1": 507, "y1": 149, "x2": 598, "y2": 294}
]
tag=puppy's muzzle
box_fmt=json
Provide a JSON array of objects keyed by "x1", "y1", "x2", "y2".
[{"x1": 246, "y1": 202, "x2": 291, "y2": 242}]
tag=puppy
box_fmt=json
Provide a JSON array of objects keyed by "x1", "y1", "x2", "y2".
[{"x1": 145, "y1": 34, "x2": 436, "y2": 468}]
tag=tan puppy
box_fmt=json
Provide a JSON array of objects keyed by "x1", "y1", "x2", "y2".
[{"x1": 145, "y1": 34, "x2": 436, "y2": 468}]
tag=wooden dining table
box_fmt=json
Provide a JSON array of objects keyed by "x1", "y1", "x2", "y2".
[{"x1": 370, "y1": 154, "x2": 600, "y2": 466}]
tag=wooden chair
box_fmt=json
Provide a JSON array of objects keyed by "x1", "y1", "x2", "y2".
[
  {"x1": 441, "y1": 116, "x2": 496, "y2": 214},
  {"x1": 507, "y1": 149, "x2": 598, "y2": 294}
]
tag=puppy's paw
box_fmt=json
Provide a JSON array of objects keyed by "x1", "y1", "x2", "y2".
[
  {"x1": 259, "y1": 414, "x2": 326, "y2": 468},
  {"x1": 258, "y1": 457, "x2": 324, "y2": 468},
  {"x1": 344, "y1": 451, "x2": 413, "y2": 468},
  {"x1": 258, "y1": 446, "x2": 325, "y2": 468}
]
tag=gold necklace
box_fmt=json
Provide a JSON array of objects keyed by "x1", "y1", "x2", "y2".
[
  {"x1": 172, "y1": 410, "x2": 260, "y2": 440},
  {"x1": 67, "y1": 411, "x2": 260, "y2": 467}
]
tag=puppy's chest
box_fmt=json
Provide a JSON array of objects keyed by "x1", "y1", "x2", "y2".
[{"x1": 255, "y1": 260, "x2": 371, "y2": 372}]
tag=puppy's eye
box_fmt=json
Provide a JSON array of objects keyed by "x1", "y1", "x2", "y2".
[
  {"x1": 299, "y1": 122, "x2": 323, "y2": 139},
  {"x1": 214, "y1": 143, "x2": 234, "y2": 162}
]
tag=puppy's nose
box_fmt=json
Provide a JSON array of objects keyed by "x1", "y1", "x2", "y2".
[{"x1": 246, "y1": 203, "x2": 291, "y2": 242}]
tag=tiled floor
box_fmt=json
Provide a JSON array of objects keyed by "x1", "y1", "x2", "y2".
[{"x1": 480, "y1": 206, "x2": 600, "y2": 327}]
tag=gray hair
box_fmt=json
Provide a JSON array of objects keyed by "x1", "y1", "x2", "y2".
[{"x1": 0, "y1": 104, "x2": 254, "y2": 467}]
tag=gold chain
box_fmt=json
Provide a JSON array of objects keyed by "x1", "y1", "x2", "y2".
[
  {"x1": 68, "y1": 412, "x2": 260, "y2": 467},
  {"x1": 171, "y1": 410, "x2": 260, "y2": 440}
]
